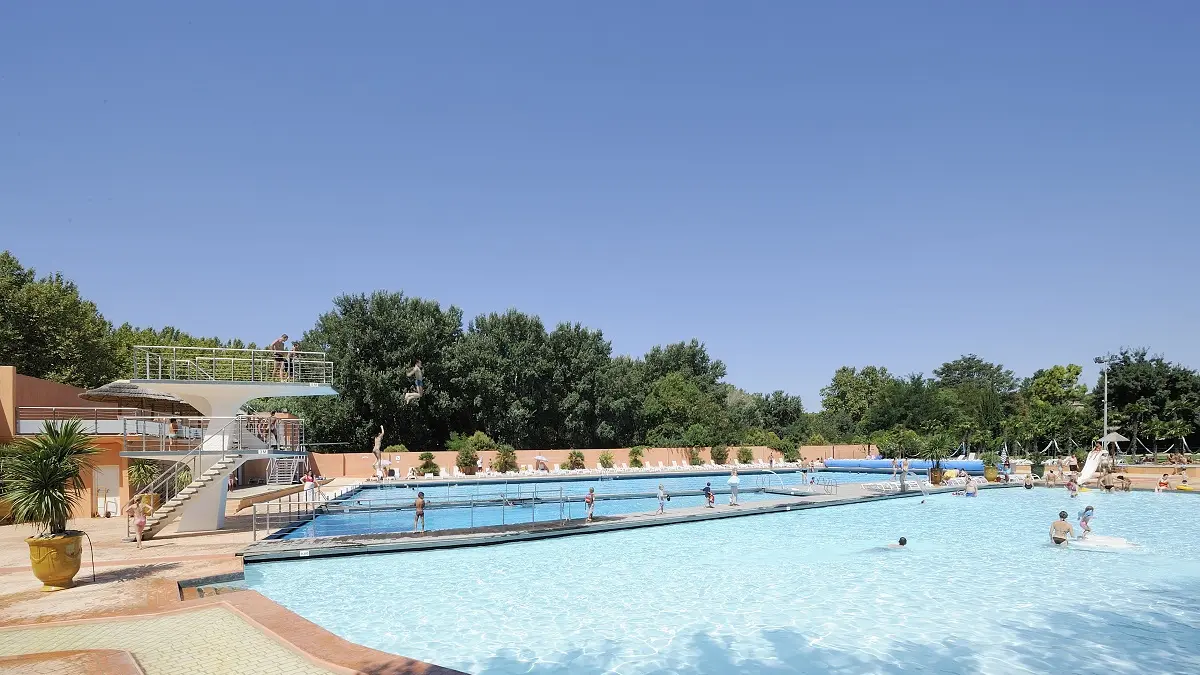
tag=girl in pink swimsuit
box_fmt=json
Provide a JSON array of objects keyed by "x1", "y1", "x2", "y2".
[{"x1": 127, "y1": 501, "x2": 149, "y2": 549}]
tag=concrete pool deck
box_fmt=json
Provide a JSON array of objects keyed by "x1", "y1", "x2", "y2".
[{"x1": 240, "y1": 482, "x2": 1021, "y2": 563}]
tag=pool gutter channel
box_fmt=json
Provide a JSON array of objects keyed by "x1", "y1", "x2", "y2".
[{"x1": 240, "y1": 483, "x2": 1021, "y2": 564}]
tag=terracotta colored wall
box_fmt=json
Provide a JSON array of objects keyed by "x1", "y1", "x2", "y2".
[
  {"x1": 0, "y1": 366, "x2": 14, "y2": 441},
  {"x1": 74, "y1": 436, "x2": 130, "y2": 520},
  {"x1": 13, "y1": 374, "x2": 110, "y2": 410},
  {"x1": 307, "y1": 445, "x2": 863, "y2": 479}
]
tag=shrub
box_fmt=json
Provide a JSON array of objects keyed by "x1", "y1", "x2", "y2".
[
  {"x1": 127, "y1": 459, "x2": 160, "y2": 490},
  {"x1": 447, "y1": 431, "x2": 497, "y2": 452},
  {"x1": 492, "y1": 445, "x2": 518, "y2": 473},
  {"x1": 781, "y1": 444, "x2": 800, "y2": 463},
  {"x1": 687, "y1": 447, "x2": 702, "y2": 465},
  {"x1": 417, "y1": 452, "x2": 440, "y2": 476},
  {"x1": 384, "y1": 443, "x2": 408, "y2": 453},
  {"x1": 456, "y1": 447, "x2": 479, "y2": 473},
  {"x1": 174, "y1": 465, "x2": 193, "y2": 492},
  {"x1": 709, "y1": 445, "x2": 729, "y2": 464},
  {"x1": 628, "y1": 446, "x2": 646, "y2": 469},
  {"x1": 598, "y1": 451, "x2": 615, "y2": 469},
  {"x1": 564, "y1": 450, "x2": 586, "y2": 470},
  {"x1": 806, "y1": 433, "x2": 828, "y2": 446},
  {"x1": 737, "y1": 447, "x2": 754, "y2": 464}
]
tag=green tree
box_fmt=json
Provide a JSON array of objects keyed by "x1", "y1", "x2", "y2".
[
  {"x1": 933, "y1": 354, "x2": 1016, "y2": 394},
  {"x1": 450, "y1": 309, "x2": 555, "y2": 448},
  {"x1": 0, "y1": 251, "x2": 120, "y2": 387},
  {"x1": 492, "y1": 444, "x2": 518, "y2": 473},
  {"x1": 547, "y1": 322, "x2": 612, "y2": 448},
  {"x1": 290, "y1": 291, "x2": 464, "y2": 452},
  {"x1": 820, "y1": 365, "x2": 892, "y2": 426}
]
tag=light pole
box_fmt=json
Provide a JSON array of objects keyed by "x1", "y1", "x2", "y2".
[{"x1": 1094, "y1": 355, "x2": 1110, "y2": 454}]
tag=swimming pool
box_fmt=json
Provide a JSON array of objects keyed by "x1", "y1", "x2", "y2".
[
  {"x1": 246, "y1": 488, "x2": 1200, "y2": 674},
  {"x1": 279, "y1": 471, "x2": 881, "y2": 539}
]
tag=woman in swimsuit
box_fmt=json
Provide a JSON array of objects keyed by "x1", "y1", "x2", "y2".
[
  {"x1": 1050, "y1": 511, "x2": 1075, "y2": 546},
  {"x1": 413, "y1": 491, "x2": 426, "y2": 532},
  {"x1": 585, "y1": 487, "x2": 595, "y2": 523},
  {"x1": 1157, "y1": 474, "x2": 1170, "y2": 493},
  {"x1": 126, "y1": 500, "x2": 151, "y2": 549}
]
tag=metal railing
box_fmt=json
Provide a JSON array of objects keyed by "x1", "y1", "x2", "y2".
[
  {"x1": 131, "y1": 345, "x2": 334, "y2": 384},
  {"x1": 121, "y1": 416, "x2": 249, "y2": 538},
  {"x1": 15, "y1": 407, "x2": 161, "y2": 436},
  {"x1": 121, "y1": 415, "x2": 306, "y2": 454},
  {"x1": 252, "y1": 486, "x2": 574, "y2": 542}
]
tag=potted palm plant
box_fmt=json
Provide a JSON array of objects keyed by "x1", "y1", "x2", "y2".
[
  {"x1": 7, "y1": 420, "x2": 98, "y2": 591},
  {"x1": 981, "y1": 452, "x2": 1000, "y2": 482},
  {"x1": 920, "y1": 433, "x2": 953, "y2": 485}
]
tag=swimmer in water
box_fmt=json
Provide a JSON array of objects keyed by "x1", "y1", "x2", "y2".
[
  {"x1": 1050, "y1": 510, "x2": 1075, "y2": 546},
  {"x1": 1024, "y1": 473, "x2": 1034, "y2": 490},
  {"x1": 1078, "y1": 505, "x2": 1095, "y2": 539},
  {"x1": 1066, "y1": 475, "x2": 1079, "y2": 498},
  {"x1": 965, "y1": 480, "x2": 978, "y2": 497},
  {"x1": 888, "y1": 537, "x2": 908, "y2": 549}
]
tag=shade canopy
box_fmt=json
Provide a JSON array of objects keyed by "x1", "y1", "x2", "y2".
[
  {"x1": 79, "y1": 381, "x2": 202, "y2": 416},
  {"x1": 1099, "y1": 431, "x2": 1130, "y2": 445}
]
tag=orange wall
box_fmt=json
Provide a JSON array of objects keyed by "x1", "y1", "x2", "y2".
[
  {"x1": 74, "y1": 436, "x2": 131, "y2": 520},
  {"x1": 0, "y1": 366, "x2": 14, "y2": 441},
  {"x1": 0, "y1": 367, "x2": 117, "y2": 442},
  {"x1": 307, "y1": 444, "x2": 876, "y2": 478}
]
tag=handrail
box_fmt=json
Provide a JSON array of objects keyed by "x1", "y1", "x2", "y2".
[
  {"x1": 131, "y1": 345, "x2": 334, "y2": 384},
  {"x1": 121, "y1": 415, "x2": 306, "y2": 454},
  {"x1": 15, "y1": 407, "x2": 162, "y2": 436}
]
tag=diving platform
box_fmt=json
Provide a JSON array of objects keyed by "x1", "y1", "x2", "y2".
[{"x1": 118, "y1": 345, "x2": 338, "y2": 537}]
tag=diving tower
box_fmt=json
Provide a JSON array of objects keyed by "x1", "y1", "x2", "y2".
[{"x1": 118, "y1": 345, "x2": 337, "y2": 537}]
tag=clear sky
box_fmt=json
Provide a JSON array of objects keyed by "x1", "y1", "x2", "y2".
[{"x1": 3, "y1": 2, "x2": 1198, "y2": 407}]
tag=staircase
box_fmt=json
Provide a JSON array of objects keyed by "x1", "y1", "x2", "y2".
[
  {"x1": 137, "y1": 454, "x2": 242, "y2": 539},
  {"x1": 266, "y1": 456, "x2": 304, "y2": 485}
]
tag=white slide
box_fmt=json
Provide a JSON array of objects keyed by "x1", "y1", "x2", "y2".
[{"x1": 1076, "y1": 449, "x2": 1105, "y2": 485}]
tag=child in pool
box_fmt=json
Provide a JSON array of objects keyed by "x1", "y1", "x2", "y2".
[{"x1": 1078, "y1": 505, "x2": 1094, "y2": 539}]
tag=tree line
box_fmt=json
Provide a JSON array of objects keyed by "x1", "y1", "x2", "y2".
[{"x1": 3, "y1": 250, "x2": 1198, "y2": 458}]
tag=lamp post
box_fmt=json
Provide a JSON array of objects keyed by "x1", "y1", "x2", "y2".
[{"x1": 1094, "y1": 355, "x2": 1111, "y2": 453}]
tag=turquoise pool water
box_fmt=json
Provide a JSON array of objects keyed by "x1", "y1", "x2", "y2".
[
  {"x1": 281, "y1": 471, "x2": 878, "y2": 539},
  {"x1": 245, "y1": 488, "x2": 1200, "y2": 674}
]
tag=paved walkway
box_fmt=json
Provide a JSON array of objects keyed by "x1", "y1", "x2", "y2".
[{"x1": 0, "y1": 606, "x2": 332, "y2": 675}]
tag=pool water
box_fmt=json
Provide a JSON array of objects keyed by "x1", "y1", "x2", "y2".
[
  {"x1": 282, "y1": 471, "x2": 878, "y2": 539},
  {"x1": 245, "y1": 488, "x2": 1200, "y2": 674}
]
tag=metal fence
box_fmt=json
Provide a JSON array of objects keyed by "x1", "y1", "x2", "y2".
[{"x1": 132, "y1": 345, "x2": 334, "y2": 384}]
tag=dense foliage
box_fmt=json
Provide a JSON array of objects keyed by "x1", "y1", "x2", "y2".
[{"x1": 3, "y1": 251, "x2": 1199, "y2": 456}]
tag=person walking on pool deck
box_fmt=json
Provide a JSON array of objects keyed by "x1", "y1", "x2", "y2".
[
  {"x1": 657, "y1": 484, "x2": 668, "y2": 514},
  {"x1": 1050, "y1": 511, "x2": 1075, "y2": 546},
  {"x1": 703, "y1": 482, "x2": 715, "y2": 507},
  {"x1": 268, "y1": 334, "x2": 289, "y2": 380},
  {"x1": 126, "y1": 500, "x2": 152, "y2": 549},
  {"x1": 585, "y1": 487, "x2": 596, "y2": 523},
  {"x1": 414, "y1": 492, "x2": 426, "y2": 532},
  {"x1": 728, "y1": 467, "x2": 740, "y2": 506}
]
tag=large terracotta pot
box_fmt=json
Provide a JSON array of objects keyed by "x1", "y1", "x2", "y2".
[
  {"x1": 984, "y1": 466, "x2": 999, "y2": 482},
  {"x1": 140, "y1": 493, "x2": 161, "y2": 511},
  {"x1": 26, "y1": 533, "x2": 84, "y2": 591},
  {"x1": 929, "y1": 467, "x2": 944, "y2": 485}
]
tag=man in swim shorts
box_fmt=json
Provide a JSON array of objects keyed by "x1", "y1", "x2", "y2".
[
  {"x1": 1050, "y1": 511, "x2": 1075, "y2": 546},
  {"x1": 414, "y1": 491, "x2": 426, "y2": 532}
]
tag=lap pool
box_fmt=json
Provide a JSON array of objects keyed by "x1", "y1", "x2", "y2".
[
  {"x1": 280, "y1": 471, "x2": 879, "y2": 539},
  {"x1": 244, "y1": 488, "x2": 1200, "y2": 674}
]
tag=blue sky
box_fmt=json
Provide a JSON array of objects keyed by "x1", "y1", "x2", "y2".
[{"x1": 3, "y1": 2, "x2": 1198, "y2": 407}]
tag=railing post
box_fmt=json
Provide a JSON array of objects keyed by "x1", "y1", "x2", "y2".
[{"x1": 253, "y1": 503, "x2": 258, "y2": 541}]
